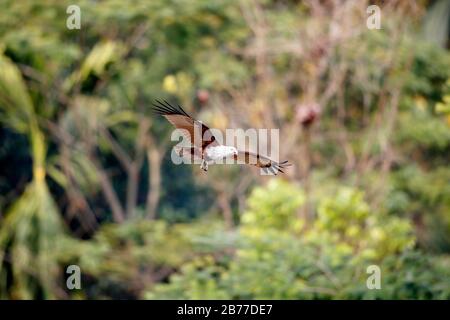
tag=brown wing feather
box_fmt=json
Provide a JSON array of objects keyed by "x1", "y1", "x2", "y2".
[
  {"x1": 234, "y1": 150, "x2": 291, "y2": 175},
  {"x1": 152, "y1": 100, "x2": 219, "y2": 149}
]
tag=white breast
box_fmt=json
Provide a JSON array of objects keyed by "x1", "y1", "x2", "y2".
[{"x1": 205, "y1": 146, "x2": 232, "y2": 161}]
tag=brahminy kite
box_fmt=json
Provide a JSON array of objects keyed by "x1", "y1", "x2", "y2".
[{"x1": 152, "y1": 100, "x2": 291, "y2": 175}]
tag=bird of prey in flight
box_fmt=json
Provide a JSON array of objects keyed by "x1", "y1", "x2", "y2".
[{"x1": 152, "y1": 100, "x2": 291, "y2": 175}]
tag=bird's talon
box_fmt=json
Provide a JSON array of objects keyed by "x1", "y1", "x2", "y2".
[{"x1": 200, "y1": 159, "x2": 208, "y2": 172}]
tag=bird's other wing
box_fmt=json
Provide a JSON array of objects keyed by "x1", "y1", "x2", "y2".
[
  {"x1": 152, "y1": 99, "x2": 219, "y2": 149},
  {"x1": 234, "y1": 150, "x2": 291, "y2": 175}
]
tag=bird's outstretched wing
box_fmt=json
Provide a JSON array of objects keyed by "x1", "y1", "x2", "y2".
[
  {"x1": 152, "y1": 99, "x2": 218, "y2": 149},
  {"x1": 234, "y1": 150, "x2": 291, "y2": 175}
]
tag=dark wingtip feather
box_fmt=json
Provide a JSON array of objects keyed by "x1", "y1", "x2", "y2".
[
  {"x1": 152, "y1": 99, "x2": 192, "y2": 118},
  {"x1": 279, "y1": 161, "x2": 292, "y2": 167},
  {"x1": 269, "y1": 160, "x2": 292, "y2": 174}
]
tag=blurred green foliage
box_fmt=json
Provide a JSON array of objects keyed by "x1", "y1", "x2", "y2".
[
  {"x1": 146, "y1": 180, "x2": 448, "y2": 299},
  {"x1": 0, "y1": 0, "x2": 449, "y2": 300}
]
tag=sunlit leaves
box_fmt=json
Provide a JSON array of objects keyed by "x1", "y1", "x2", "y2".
[
  {"x1": 242, "y1": 179, "x2": 304, "y2": 232},
  {"x1": 64, "y1": 41, "x2": 125, "y2": 91},
  {"x1": 147, "y1": 182, "x2": 425, "y2": 300},
  {"x1": 0, "y1": 180, "x2": 66, "y2": 299},
  {"x1": 0, "y1": 54, "x2": 34, "y2": 133},
  {"x1": 0, "y1": 53, "x2": 66, "y2": 299}
]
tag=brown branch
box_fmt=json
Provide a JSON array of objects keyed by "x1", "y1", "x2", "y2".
[
  {"x1": 217, "y1": 191, "x2": 234, "y2": 230},
  {"x1": 125, "y1": 118, "x2": 150, "y2": 217},
  {"x1": 60, "y1": 146, "x2": 98, "y2": 232},
  {"x1": 125, "y1": 163, "x2": 139, "y2": 217},
  {"x1": 47, "y1": 120, "x2": 126, "y2": 224},
  {"x1": 145, "y1": 145, "x2": 162, "y2": 220},
  {"x1": 100, "y1": 126, "x2": 132, "y2": 172},
  {"x1": 91, "y1": 156, "x2": 125, "y2": 224}
]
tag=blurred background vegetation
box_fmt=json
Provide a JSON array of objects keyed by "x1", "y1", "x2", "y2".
[{"x1": 0, "y1": 0, "x2": 449, "y2": 299}]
